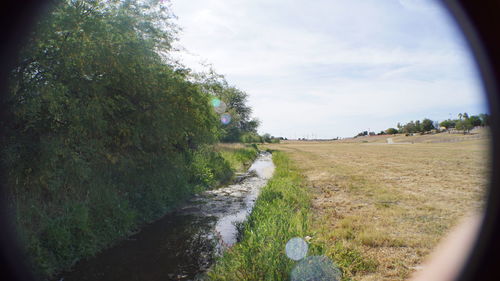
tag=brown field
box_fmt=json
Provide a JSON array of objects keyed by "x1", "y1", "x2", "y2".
[{"x1": 265, "y1": 134, "x2": 490, "y2": 280}]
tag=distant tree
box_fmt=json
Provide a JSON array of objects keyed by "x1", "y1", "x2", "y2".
[
  {"x1": 440, "y1": 119, "x2": 456, "y2": 129},
  {"x1": 468, "y1": 115, "x2": 482, "y2": 127},
  {"x1": 385, "y1": 128, "x2": 398, "y2": 134},
  {"x1": 456, "y1": 118, "x2": 473, "y2": 133},
  {"x1": 262, "y1": 133, "x2": 272, "y2": 143},
  {"x1": 415, "y1": 120, "x2": 422, "y2": 133},
  {"x1": 356, "y1": 131, "x2": 368, "y2": 137},
  {"x1": 269, "y1": 137, "x2": 280, "y2": 143},
  {"x1": 479, "y1": 113, "x2": 490, "y2": 126},
  {"x1": 421, "y1": 118, "x2": 435, "y2": 132},
  {"x1": 401, "y1": 121, "x2": 416, "y2": 133}
]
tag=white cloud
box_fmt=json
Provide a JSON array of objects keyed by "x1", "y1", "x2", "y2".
[{"x1": 171, "y1": 0, "x2": 486, "y2": 138}]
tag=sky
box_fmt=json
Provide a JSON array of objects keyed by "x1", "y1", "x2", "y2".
[{"x1": 170, "y1": 0, "x2": 488, "y2": 139}]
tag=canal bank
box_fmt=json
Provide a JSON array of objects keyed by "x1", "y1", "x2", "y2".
[
  {"x1": 58, "y1": 151, "x2": 274, "y2": 281},
  {"x1": 207, "y1": 151, "x2": 321, "y2": 281}
]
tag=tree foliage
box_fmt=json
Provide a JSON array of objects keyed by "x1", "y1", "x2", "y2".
[
  {"x1": 193, "y1": 70, "x2": 260, "y2": 142},
  {"x1": 421, "y1": 118, "x2": 435, "y2": 132},
  {"x1": 440, "y1": 119, "x2": 456, "y2": 129},
  {"x1": 479, "y1": 113, "x2": 490, "y2": 126},
  {"x1": 1, "y1": 0, "x2": 255, "y2": 278},
  {"x1": 385, "y1": 128, "x2": 398, "y2": 135}
]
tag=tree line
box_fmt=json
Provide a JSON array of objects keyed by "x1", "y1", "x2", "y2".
[
  {"x1": 356, "y1": 113, "x2": 490, "y2": 137},
  {"x1": 0, "y1": 0, "x2": 259, "y2": 278}
]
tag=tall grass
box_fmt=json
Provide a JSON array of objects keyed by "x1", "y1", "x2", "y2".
[
  {"x1": 207, "y1": 152, "x2": 319, "y2": 280},
  {"x1": 207, "y1": 151, "x2": 377, "y2": 281},
  {"x1": 217, "y1": 144, "x2": 259, "y2": 173}
]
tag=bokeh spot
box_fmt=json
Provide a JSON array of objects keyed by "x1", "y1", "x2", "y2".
[
  {"x1": 290, "y1": 255, "x2": 342, "y2": 281},
  {"x1": 211, "y1": 98, "x2": 227, "y2": 114},
  {"x1": 220, "y1": 113, "x2": 231, "y2": 125},
  {"x1": 285, "y1": 237, "x2": 308, "y2": 261}
]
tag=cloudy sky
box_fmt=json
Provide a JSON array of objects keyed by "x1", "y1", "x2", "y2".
[{"x1": 170, "y1": 0, "x2": 487, "y2": 139}]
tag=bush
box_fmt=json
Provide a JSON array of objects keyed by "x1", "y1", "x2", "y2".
[
  {"x1": 191, "y1": 146, "x2": 233, "y2": 188},
  {"x1": 240, "y1": 133, "x2": 263, "y2": 143},
  {"x1": 218, "y1": 145, "x2": 259, "y2": 172},
  {"x1": 1, "y1": 1, "x2": 234, "y2": 278}
]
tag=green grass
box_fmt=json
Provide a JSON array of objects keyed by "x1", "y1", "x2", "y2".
[
  {"x1": 207, "y1": 152, "x2": 316, "y2": 280},
  {"x1": 218, "y1": 144, "x2": 259, "y2": 173},
  {"x1": 207, "y1": 151, "x2": 376, "y2": 281}
]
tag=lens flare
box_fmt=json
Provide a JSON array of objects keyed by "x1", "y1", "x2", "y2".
[
  {"x1": 211, "y1": 98, "x2": 227, "y2": 113},
  {"x1": 211, "y1": 98, "x2": 221, "y2": 108},
  {"x1": 220, "y1": 113, "x2": 231, "y2": 125},
  {"x1": 285, "y1": 237, "x2": 308, "y2": 261},
  {"x1": 290, "y1": 256, "x2": 342, "y2": 281}
]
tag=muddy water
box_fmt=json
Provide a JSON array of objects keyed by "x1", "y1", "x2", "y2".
[{"x1": 59, "y1": 152, "x2": 274, "y2": 281}]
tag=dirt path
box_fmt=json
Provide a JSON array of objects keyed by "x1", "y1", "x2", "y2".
[{"x1": 265, "y1": 140, "x2": 489, "y2": 280}]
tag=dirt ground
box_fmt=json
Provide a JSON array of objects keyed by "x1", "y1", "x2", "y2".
[{"x1": 265, "y1": 136, "x2": 490, "y2": 280}]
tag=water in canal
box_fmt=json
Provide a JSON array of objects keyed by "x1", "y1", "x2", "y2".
[{"x1": 58, "y1": 152, "x2": 275, "y2": 281}]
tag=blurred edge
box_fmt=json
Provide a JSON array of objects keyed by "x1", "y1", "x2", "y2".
[
  {"x1": 441, "y1": 0, "x2": 500, "y2": 280},
  {"x1": 0, "y1": 0, "x2": 499, "y2": 280},
  {"x1": 1, "y1": 1, "x2": 51, "y2": 281}
]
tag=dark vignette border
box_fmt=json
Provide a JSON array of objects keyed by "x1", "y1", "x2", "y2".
[
  {"x1": 441, "y1": 1, "x2": 500, "y2": 280},
  {"x1": 1, "y1": 2, "x2": 54, "y2": 281},
  {"x1": 0, "y1": 0, "x2": 499, "y2": 280}
]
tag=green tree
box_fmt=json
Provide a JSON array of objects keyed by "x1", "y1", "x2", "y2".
[
  {"x1": 356, "y1": 131, "x2": 368, "y2": 137},
  {"x1": 479, "y1": 113, "x2": 490, "y2": 126},
  {"x1": 440, "y1": 119, "x2": 456, "y2": 129},
  {"x1": 194, "y1": 70, "x2": 259, "y2": 142},
  {"x1": 421, "y1": 118, "x2": 435, "y2": 132},
  {"x1": 401, "y1": 121, "x2": 416, "y2": 133},
  {"x1": 456, "y1": 118, "x2": 473, "y2": 133},
  {"x1": 415, "y1": 120, "x2": 422, "y2": 133},
  {"x1": 385, "y1": 128, "x2": 398, "y2": 134},
  {"x1": 468, "y1": 115, "x2": 482, "y2": 127},
  {"x1": 262, "y1": 133, "x2": 272, "y2": 143}
]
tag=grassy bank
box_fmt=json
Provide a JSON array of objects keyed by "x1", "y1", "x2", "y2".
[
  {"x1": 217, "y1": 143, "x2": 259, "y2": 173},
  {"x1": 208, "y1": 152, "x2": 310, "y2": 280},
  {"x1": 207, "y1": 151, "x2": 312, "y2": 280},
  {"x1": 208, "y1": 151, "x2": 374, "y2": 281},
  {"x1": 9, "y1": 144, "x2": 257, "y2": 280}
]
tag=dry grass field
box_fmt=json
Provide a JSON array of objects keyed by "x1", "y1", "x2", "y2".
[{"x1": 264, "y1": 134, "x2": 490, "y2": 280}]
